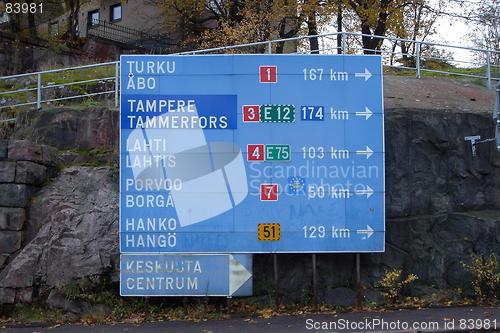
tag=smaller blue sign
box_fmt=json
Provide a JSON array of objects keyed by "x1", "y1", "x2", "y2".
[{"x1": 120, "y1": 254, "x2": 252, "y2": 297}]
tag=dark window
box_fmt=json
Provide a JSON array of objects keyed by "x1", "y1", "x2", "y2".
[
  {"x1": 110, "y1": 4, "x2": 122, "y2": 22},
  {"x1": 88, "y1": 9, "x2": 100, "y2": 26}
]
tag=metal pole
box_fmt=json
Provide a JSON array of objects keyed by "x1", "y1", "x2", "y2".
[
  {"x1": 486, "y1": 50, "x2": 491, "y2": 89},
  {"x1": 115, "y1": 62, "x2": 119, "y2": 108},
  {"x1": 36, "y1": 73, "x2": 41, "y2": 109},
  {"x1": 227, "y1": 296, "x2": 232, "y2": 314},
  {"x1": 415, "y1": 42, "x2": 421, "y2": 79},
  {"x1": 273, "y1": 254, "x2": 280, "y2": 308},
  {"x1": 356, "y1": 253, "x2": 362, "y2": 308},
  {"x1": 495, "y1": 83, "x2": 500, "y2": 151},
  {"x1": 144, "y1": 296, "x2": 150, "y2": 317},
  {"x1": 267, "y1": 41, "x2": 272, "y2": 54},
  {"x1": 341, "y1": 32, "x2": 346, "y2": 54},
  {"x1": 182, "y1": 296, "x2": 188, "y2": 316},
  {"x1": 312, "y1": 254, "x2": 317, "y2": 310}
]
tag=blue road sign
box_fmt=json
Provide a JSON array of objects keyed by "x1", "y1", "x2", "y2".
[
  {"x1": 120, "y1": 254, "x2": 252, "y2": 296},
  {"x1": 120, "y1": 54, "x2": 385, "y2": 253}
]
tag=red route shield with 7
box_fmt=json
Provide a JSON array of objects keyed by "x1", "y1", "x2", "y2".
[{"x1": 260, "y1": 184, "x2": 278, "y2": 201}]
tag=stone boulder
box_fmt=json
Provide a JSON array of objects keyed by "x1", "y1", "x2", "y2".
[{"x1": 0, "y1": 167, "x2": 118, "y2": 304}]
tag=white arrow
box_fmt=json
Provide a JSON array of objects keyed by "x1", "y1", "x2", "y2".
[
  {"x1": 355, "y1": 185, "x2": 374, "y2": 198},
  {"x1": 355, "y1": 107, "x2": 373, "y2": 120},
  {"x1": 357, "y1": 225, "x2": 374, "y2": 239},
  {"x1": 354, "y1": 68, "x2": 372, "y2": 81},
  {"x1": 229, "y1": 255, "x2": 252, "y2": 296},
  {"x1": 356, "y1": 146, "x2": 373, "y2": 159}
]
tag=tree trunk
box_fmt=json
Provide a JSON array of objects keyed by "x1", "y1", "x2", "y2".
[
  {"x1": 401, "y1": 41, "x2": 408, "y2": 60},
  {"x1": 361, "y1": 23, "x2": 377, "y2": 54},
  {"x1": 67, "y1": 0, "x2": 81, "y2": 38},
  {"x1": 307, "y1": 12, "x2": 319, "y2": 54},
  {"x1": 357, "y1": 0, "x2": 389, "y2": 54},
  {"x1": 337, "y1": 3, "x2": 342, "y2": 54},
  {"x1": 27, "y1": 0, "x2": 37, "y2": 38},
  {"x1": 390, "y1": 40, "x2": 397, "y2": 65}
]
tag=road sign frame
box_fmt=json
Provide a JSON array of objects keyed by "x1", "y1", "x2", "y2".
[{"x1": 119, "y1": 54, "x2": 386, "y2": 254}]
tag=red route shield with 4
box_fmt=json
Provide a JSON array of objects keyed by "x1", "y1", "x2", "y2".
[{"x1": 247, "y1": 144, "x2": 265, "y2": 161}]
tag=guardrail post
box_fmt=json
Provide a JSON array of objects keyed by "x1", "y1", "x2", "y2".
[
  {"x1": 115, "y1": 62, "x2": 119, "y2": 108},
  {"x1": 267, "y1": 41, "x2": 272, "y2": 54},
  {"x1": 36, "y1": 73, "x2": 41, "y2": 109},
  {"x1": 415, "y1": 42, "x2": 421, "y2": 79},
  {"x1": 486, "y1": 50, "x2": 491, "y2": 89},
  {"x1": 341, "y1": 32, "x2": 346, "y2": 54},
  {"x1": 495, "y1": 83, "x2": 500, "y2": 151}
]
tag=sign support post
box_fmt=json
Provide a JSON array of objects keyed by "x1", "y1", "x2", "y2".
[
  {"x1": 356, "y1": 253, "x2": 362, "y2": 308},
  {"x1": 273, "y1": 254, "x2": 280, "y2": 308},
  {"x1": 312, "y1": 254, "x2": 318, "y2": 310}
]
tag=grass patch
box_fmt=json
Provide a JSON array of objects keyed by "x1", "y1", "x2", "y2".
[
  {"x1": 61, "y1": 147, "x2": 117, "y2": 168},
  {"x1": 42, "y1": 66, "x2": 115, "y2": 86},
  {"x1": 7, "y1": 304, "x2": 72, "y2": 325},
  {"x1": 384, "y1": 65, "x2": 499, "y2": 87},
  {"x1": 0, "y1": 65, "x2": 116, "y2": 108}
]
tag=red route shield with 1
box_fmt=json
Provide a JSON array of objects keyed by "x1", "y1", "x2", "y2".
[{"x1": 259, "y1": 66, "x2": 277, "y2": 83}]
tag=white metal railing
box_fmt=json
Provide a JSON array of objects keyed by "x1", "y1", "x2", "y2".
[{"x1": 0, "y1": 31, "x2": 499, "y2": 114}]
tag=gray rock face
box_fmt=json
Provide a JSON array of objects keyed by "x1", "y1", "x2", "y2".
[
  {"x1": 7, "y1": 140, "x2": 43, "y2": 163},
  {"x1": 0, "y1": 287, "x2": 15, "y2": 304},
  {"x1": 0, "y1": 161, "x2": 15, "y2": 182},
  {"x1": 47, "y1": 290, "x2": 92, "y2": 314},
  {"x1": 14, "y1": 108, "x2": 118, "y2": 150},
  {"x1": 0, "y1": 231, "x2": 21, "y2": 253},
  {"x1": 0, "y1": 184, "x2": 33, "y2": 207},
  {"x1": 324, "y1": 287, "x2": 357, "y2": 307},
  {"x1": 0, "y1": 139, "x2": 7, "y2": 160},
  {"x1": 0, "y1": 255, "x2": 9, "y2": 270},
  {"x1": 7, "y1": 140, "x2": 58, "y2": 167},
  {"x1": 0, "y1": 208, "x2": 25, "y2": 231},
  {"x1": 15, "y1": 161, "x2": 47, "y2": 185},
  {"x1": 385, "y1": 109, "x2": 500, "y2": 217},
  {"x1": 0, "y1": 167, "x2": 118, "y2": 303}
]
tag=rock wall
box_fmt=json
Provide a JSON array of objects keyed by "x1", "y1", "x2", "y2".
[
  {"x1": 0, "y1": 107, "x2": 499, "y2": 307},
  {"x1": 0, "y1": 140, "x2": 57, "y2": 281},
  {"x1": 0, "y1": 167, "x2": 118, "y2": 304},
  {"x1": 0, "y1": 31, "x2": 84, "y2": 76},
  {"x1": 13, "y1": 108, "x2": 118, "y2": 150}
]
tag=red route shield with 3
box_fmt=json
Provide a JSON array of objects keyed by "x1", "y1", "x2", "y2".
[{"x1": 242, "y1": 105, "x2": 260, "y2": 122}]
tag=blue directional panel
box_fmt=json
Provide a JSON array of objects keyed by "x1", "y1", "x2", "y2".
[
  {"x1": 120, "y1": 54, "x2": 385, "y2": 253},
  {"x1": 120, "y1": 254, "x2": 252, "y2": 296}
]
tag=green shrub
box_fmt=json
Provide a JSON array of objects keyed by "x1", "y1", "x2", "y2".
[
  {"x1": 377, "y1": 269, "x2": 418, "y2": 305},
  {"x1": 463, "y1": 254, "x2": 500, "y2": 304}
]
